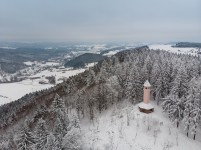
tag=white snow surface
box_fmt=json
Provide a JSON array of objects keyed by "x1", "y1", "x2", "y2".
[
  {"x1": 0, "y1": 46, "x2": 16, "y2": 49},
  {"x1": 0, "y1": 95, "x2": 12, "y2": 106},
  {"x1": 24, "y1": 61, "x2": 60, "y2": 67},
  {"x1": 0, "y1": 80, "x2": 52, "y2": 105},
  {"x1": 138, "y1": 102, "x2": 154, "y2": 109},
  {"x1": 81, "y1": 101, "x2": 201, "y2": 150},
  {"x1": 103, "y1": 50, "x2": 120, "y2": 56},
  {"x1": 149, "y1": 44, "x2": 198, "y2": 56},
  {"x1": 144, "y1": 80, "x2": 151, "y2": 87},
  {"x1": 23, "y1": 61, "x2": 35, "y2": 66}
]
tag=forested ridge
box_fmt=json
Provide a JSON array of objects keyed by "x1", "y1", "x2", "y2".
[
  {"x1": 64, "y1": 53, "x2": 105, "y2": 68},
  {"x1": 0, "y1": 46, "x2": 201, "y2": 149}
]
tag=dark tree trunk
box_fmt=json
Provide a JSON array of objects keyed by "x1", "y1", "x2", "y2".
[
  {"x1": 187, "y1": 124, "x2": 189, "y2": 137},
  {"x1": 193, "y1": 133, "x2": 196, "y2": 140},
  {"x1": 193, "y1": 126, "x2": 197, "y2": 140},
  {"x1": 177, "y1": 121, "x2": 179, "y2": 128}
]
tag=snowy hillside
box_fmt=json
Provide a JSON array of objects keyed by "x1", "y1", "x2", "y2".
[
  {"x1": 149, "y1": 44, "x2": 198, "y2": 56},
  {"x1": 0, "y1": 46, "x2": 201, "y2": 150},
  {"x1": 81, "y1": 101, "x2": 201, "y2": 150}
]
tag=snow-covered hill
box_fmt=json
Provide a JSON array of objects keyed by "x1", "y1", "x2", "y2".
[
  {"x1": 149, "y1": 44, "x2": 198, "y2": 56},
  {"x1": 81, "y1": 101, "x2": 201, "y2": 150},
  {"x1": 0, "y1": 46, "x2": 201, "y2": 150}
]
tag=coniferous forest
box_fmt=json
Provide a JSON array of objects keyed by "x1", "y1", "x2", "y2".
[{"x1": 0, "y1": 46, "x2": 201, "y2": 149}]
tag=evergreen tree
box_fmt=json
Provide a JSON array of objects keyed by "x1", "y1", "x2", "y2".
[
  {"x1": 131, "y1": 64, "x2": 143, "y2": 102},
  {"x1": 15, "y1": 125, "x2": 35, "y2": 150},
  {"x1": 62, "y1": 114, "x2": 81, "y2": 150},
  {"x1": 51, "y1": 93, "x2": 66, "y2": 113},
  {"x1": 171, "y1": 66, "x2": 188, "y2": 99},
  {"x1": 51, "y1": 94, "x2": 70, "y2": 134},
  {"x1": 86, "y1": 69, "x2": 96, "y2": 87},
  {"x1": 35, "y1": 119, "x2": 49, "y2": 150},
  {"x1": 7, "y1": 133, "x2": 17, "y2": 150},
  {"x1": 183, "y1": 78, "x2": 197, "y2": 137},
  {"x1": 43, "y1": 133, "x2": 56, "y2": 150},
  {"x1": 190, "y1": 104, "x2": 201, "y2": 140},
  {"x1": 71, "y1": 114, "x2": 81, "y2": 129},
  {"x1": 62, "y1": 127, "x2": 81, "y2": 150},
  {"x1": 51, "y1": 94, "x2": 70, "y2": 148},
  {"x1": 162, "y1": 96, "x2": 174, "y2": 118},
  {"x1": 76, "y1": 90, "x2": 85, "y2": 119},
  {"x1": 186, "y1": 77, "x2": 201, "y2": 139},
  {"x1": 97, "y1": 83, "x2": 107, "y2": 113},
  {"x1": 169, "y1": 96, "x2": 184, "y2": 128}
]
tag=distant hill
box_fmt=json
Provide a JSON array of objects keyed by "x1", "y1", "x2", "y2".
[
  {"x1": 0, "y1": 47, "x2": 70, "y2": 73},
  {"x1": 64, "y1": 53, "x2": 105, "y2": 68},
  {"x1": 173, "y1": 42, "x2": 201, "y2": 48}
]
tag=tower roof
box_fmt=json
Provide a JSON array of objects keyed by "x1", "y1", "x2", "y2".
[{"x1": 144, "y1": 80, "x2": 151, "y2": 87}]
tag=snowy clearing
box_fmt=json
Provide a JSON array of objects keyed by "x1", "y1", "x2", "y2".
[
  {"x1": 24, "y1": 61, "x2": 60, "y2": 67},
  {"x1": 0, "y1": 47, "x2": 16, "y2": 49},
  {"x1": 0, "y1": 80, "x2": 52, "y2": 105},
  {"x1": 81, "y1": 101, "x2": 201, "y2": 150},
  {"x1": 103, "y1": 50, "x2": 120, "y2": 56},
  {"x1": 149, "y1": 44, "x2": 198, "y2": 56}
]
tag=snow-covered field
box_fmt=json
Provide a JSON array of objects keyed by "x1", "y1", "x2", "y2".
[
  {"x1": 103, "y1": 50, "x2": 120, "y2": 57},
  {"x1": 149, "y1": 44, "x2": 198, "y2": 56},
  {"x1": 71, "y1": 44, "x2": 108, "y2": 55},
  {"x1": 0, "y1": 63, "x2": 95, "y2": 106},
  {"x1": 0, "y1": 46, "x2": 16, "y2": 49},
  {"x1": 24, "y1": 61, "x2": 60, "y2": 67},
  {"x1": 0, "y1": 80, "x2": 52, "y2": 106},
  {"x1": 103, "y1": 43, "x2": 199, "y2": 57},
  {"x1": 81, "y1": 101, "x2": 201, "y2": 150}
]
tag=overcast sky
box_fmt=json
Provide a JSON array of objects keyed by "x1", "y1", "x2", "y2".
[{"x1": 0, "y1": 0, "x2": 200, "y2": 43}]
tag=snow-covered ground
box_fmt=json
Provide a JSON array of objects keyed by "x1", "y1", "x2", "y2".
[
  {"x1": 24, "y1": 61, "x2": 60, "y2": 67},
  {"x1": 69, "y1": 44, "x2": 109, "y2": 55},
  {"x1": 0, "y1": 80, "x2": 52, "y2": 106},
  {"x1": 0, "y1": 46, "x2": 16, "y2": 49},
  {"x1": 149, "y1": 44, "x2": 198, "y2": 56},
  {"x1": 103, "y1": 43, "x2": 199, "y2": 57},
  {"x1": 0, "y1": 63, "x2": 95, "y2": 106},
  {"x1": 103, "y1": 50, "x2": 120, "y2": 57},
  {"x1": 81, "y1": 101, "x2": 201, "y2": 150}
]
